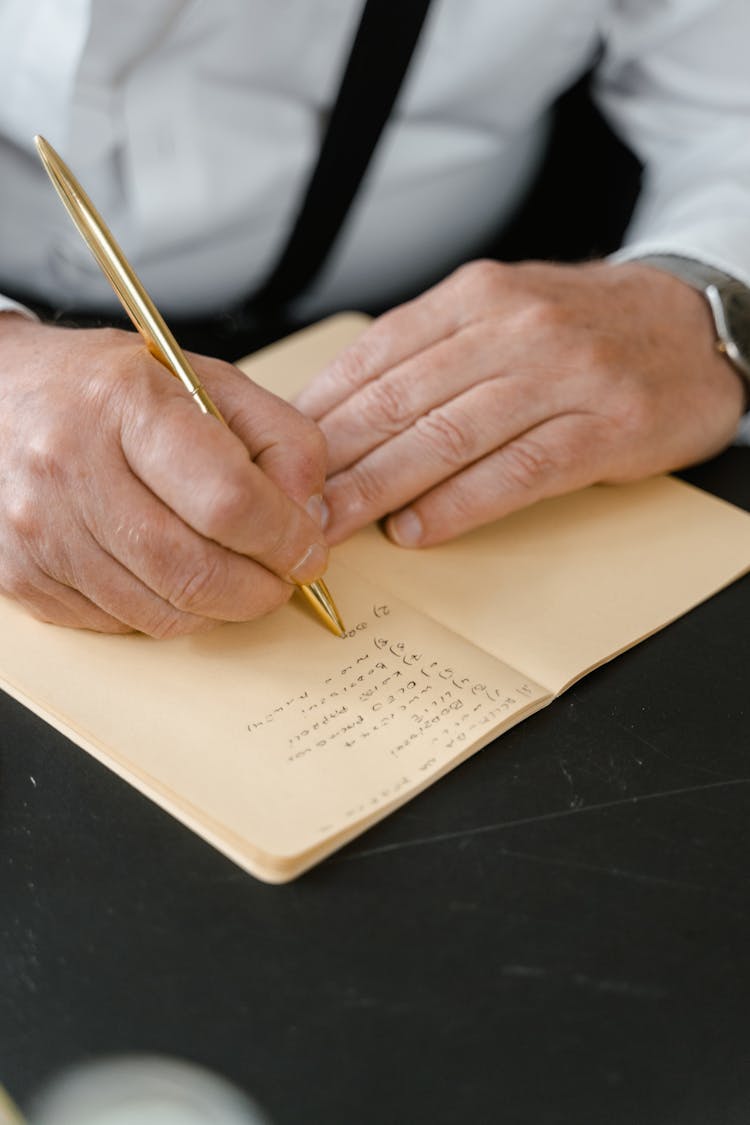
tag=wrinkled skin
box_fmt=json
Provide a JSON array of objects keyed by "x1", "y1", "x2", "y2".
[
  {"x1": 295, "y1": 260, "x2": 746, "y2": 547},
  {"x1": 0, "y1": 258, "x2": 745, "y2": 634},
  {"x1": 0, "y1": 315, "x2": 328, "y2": 635}
]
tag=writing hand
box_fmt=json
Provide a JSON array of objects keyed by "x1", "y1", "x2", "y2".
[
  {"x1": 296, "y1": 260, "x2": 746, "y2": 546},
  {"x1": 0, "y1": 317, "x2": 328, "y2": 634}
]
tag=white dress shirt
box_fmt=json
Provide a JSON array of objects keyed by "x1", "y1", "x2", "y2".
[{"x1": 0, "y1": 0, "x2": 749, "y2": 322}]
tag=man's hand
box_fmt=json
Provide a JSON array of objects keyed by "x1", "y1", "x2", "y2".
[
  {"x1": 0, "y1": 316, "x2": 328, "y2": 635},
  {"x1": 295, "y1": 260, "x2": 747, "y2": 547}
]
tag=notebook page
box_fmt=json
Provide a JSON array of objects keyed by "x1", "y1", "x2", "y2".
[
  {"x1": 245, "y1": 316, "x2": 750, "y2": 696},
  {"x1": 0, "y1": 562, "x2": 548, "y2": 882}
]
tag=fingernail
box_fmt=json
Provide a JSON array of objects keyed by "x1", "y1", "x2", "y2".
[
  {"x1": 288, "y1": 540, "x2": 329, "y2": 584},
  {"x1": 388, "y1": 508, "x2": 423, "y2": 547},
  {"x1": 305, "y1": 493, "x2": 329, "y2": 529}
]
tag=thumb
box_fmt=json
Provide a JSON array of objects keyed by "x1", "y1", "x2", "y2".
[
  {"x1": 188, "y1": 352, "x2": 329, "y2": 508},
  {"x1": 120, "y1": 360, "x2": 329, "y2": 585}
]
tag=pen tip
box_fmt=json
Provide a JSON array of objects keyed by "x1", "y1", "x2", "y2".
[{"x1": 299, "y1": 580, "x2": 346, "y2": 637}]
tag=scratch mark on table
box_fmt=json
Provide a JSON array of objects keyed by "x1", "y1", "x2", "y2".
[
  {"x1": 501, "y1": 964, "x2": 666, "y2": 999},
  {"x1": 341, "y1": 777, "x2": 750, "y2": 865},
  {"x1": 474, "y1": 843, "x2": 710, "y2": 892},
  {"x1": 606, "y1": 721, "x2": 731, "y2": 781}
]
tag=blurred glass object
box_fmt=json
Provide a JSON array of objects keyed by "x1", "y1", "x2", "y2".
[
  {"x1": 0, "y1": 1085, "x2": 26, "y2": 1124},
  {"x1": 26, "y1": 1056, "x2": 272, "y2": 1125}
]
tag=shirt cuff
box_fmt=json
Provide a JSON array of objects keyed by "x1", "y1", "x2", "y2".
[
  {"x1": 0, "y1": 294, "x2": 39, "y2": 320},
  {"x1": 734, "y1": 413, "x2": 750, "y2": 446},
  {"x1": 609, "y1": 243, "x2": 750, "y2": 291}
]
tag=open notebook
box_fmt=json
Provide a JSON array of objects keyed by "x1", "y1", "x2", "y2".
[{"x1": 2, "y1": 314, "x2": 750, "y2": 882}]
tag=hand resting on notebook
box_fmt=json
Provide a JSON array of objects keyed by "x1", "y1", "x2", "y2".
[
  {"x1": 0, "y1": 315, "x2": 328, "y2": 635},
  {"x1": 296, "y1": 259, "x2": 747, "y2": 547}
]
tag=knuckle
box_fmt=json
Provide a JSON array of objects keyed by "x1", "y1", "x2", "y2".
[
  {"x1": 263, "y1": 517, "x2": 299, "y2": 568},
  {"x1": 294, "y1": 416, "x2": 327, "y2": 475},
  {"x1": 361, "y1": 377, "x2": 410, "y2": 434},
  {"x1": 298, "y1": 411, "x2": 327, "y2": 452},
  {"x1": 328, "y1": 333, "x2": 382, "y2": 393},
  {"x1": 166, "y1": 552, "x2": 228, "y2": 614},
  {"x1": 415, "y1": 407, "x2": 474, "y2": 468},
  {"x1": 346, "y1": 459, "x2": 390, "y2": 514},
  {"x1": 139, "y1": 607, "x2": 204, "y2": 640},
  {"x1": 83, "y1": 331, "x2": 139, "y2": 405},
  {"x1": 94, "y1": 325, "x2": 127, "y2": 351},
  {"x1": 6, "y1": 492, "x2": 44, "y2": 545},
  {"x1": 515, "y1": 294, "x2": 567, "y2": 334},
  {"x1": 451, "y1": 259, "x2": 506, "y2": 305},
  {"x1": 25, "y1": 424, "x2": 71, "y2": 485},
  {"x1": 500, "y1": 436, "x2": 558, "y2": 492},
  {"x1": 201, "y1": 474, "x2": 250, "y2": 539}
]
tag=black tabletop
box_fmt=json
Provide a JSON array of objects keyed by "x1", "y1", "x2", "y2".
[{"x1": 2, "y1": 447, "x2": 749, "y2": 1125}]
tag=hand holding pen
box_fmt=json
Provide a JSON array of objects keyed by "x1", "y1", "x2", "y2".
[{"x1": 0, "y1": 138, "x2": 344, "y2": 637}]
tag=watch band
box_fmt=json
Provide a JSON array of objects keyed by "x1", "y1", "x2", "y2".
[
  {"x1": 635, "y1": 253, "x2": 737, "y2": 293},
  {"x1": 635, "y1": 254, "x2": 750, "y2": 398}
]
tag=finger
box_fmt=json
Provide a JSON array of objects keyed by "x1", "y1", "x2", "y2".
[
  {"x1": 86, "y1": 469, "x2": 294, "y2": 622},
  {"x1": 321, "y1": 374, "x2": 565, "y2": 543},
  {"x1": 0, "y1": 561, "x2": 132, "y2": 633},
  {"x1": 385, "y1": 414, "x2": 605, "y2": 547},
  {"x1": 48, "y1": 529, "x2": 225, "y2": 638},
  {"x1": 318, "y1": 319, "x2": 538, "y2": 475},
  {"x1": 120, "y1": 373, "x2": 328, "y2": 586},
  {"x1": 293, "y1": 279, "x2": 471, "y2": 419},
  {"x1": 294, "y1": 261, "x2": 528, "y2": 420},
  {"x1": 185, "y1": 353, "x2": 328, "y2": 507}
]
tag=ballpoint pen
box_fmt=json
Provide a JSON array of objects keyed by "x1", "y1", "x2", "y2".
[{"x1": 33, "y1": 134, "x2": 345, "y2": 638}]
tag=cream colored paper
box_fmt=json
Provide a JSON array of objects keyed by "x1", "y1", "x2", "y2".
[
  {"x1": 1, "y1": 313, "x2": 749, "y2": 882},
  {"x1": 246, "y1": 317, "x2": 750, "y2": 697}
]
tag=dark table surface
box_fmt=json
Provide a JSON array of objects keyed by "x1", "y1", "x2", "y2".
[{"x1": 2, "y1": 447, "x2": 749, "y2": 1125}]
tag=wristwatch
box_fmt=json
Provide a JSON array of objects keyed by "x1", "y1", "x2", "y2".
[{"x1": 635, "y1": 254, "x2": 750, "y2": 402}]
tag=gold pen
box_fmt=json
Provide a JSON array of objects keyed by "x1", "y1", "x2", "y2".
[{"x1": 34, "y1": 134, "x2": 345, "y2": 638}]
